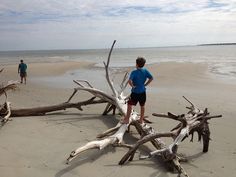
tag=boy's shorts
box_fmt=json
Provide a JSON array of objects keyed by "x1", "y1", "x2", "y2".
[{"x1": 128, "y1": 92, "x2": 146, "y2": 106}]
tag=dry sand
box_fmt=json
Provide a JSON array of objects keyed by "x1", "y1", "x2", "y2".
[{"x1": 0, "y1": 61, "x2": 235, "y2": 177}]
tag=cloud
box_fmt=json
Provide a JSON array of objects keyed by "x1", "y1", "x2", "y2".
[{"x1": 0, "y1": 0, "x2": 236, "y2": 50}]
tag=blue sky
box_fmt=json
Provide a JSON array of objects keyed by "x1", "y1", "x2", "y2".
[{"x1": 0, "y1": 0, "x2": 236, "y2": 51}]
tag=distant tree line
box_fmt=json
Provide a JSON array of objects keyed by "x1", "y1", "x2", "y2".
[{"x1": 198, "y1": 43, "x2": 236, "y2": 46}]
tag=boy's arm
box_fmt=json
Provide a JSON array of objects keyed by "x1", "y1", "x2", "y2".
[
  {"x1": 128, "y1": 79, "x2": 135, "y2": 88},
  {"x1": 145, "y1": 78, "x2": 153, "y2": 86},
  {"x1": 145, "y1": 69, "x2": 153, "y2": 86}
]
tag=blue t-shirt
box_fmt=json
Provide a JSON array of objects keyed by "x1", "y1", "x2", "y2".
[
  {"x1": 19, "y1": 63, "x2": 27, "y2": 73},
  {"x1": 129, "y1": 68, "x2": 153, "y2": 93}
]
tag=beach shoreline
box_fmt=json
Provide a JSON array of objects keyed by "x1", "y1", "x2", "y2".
[{"x1": 0, "y1": 61, "x2": 235, "y2": 177}]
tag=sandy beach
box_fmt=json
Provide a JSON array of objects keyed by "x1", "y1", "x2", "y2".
[{"x1": 0, "y1": 61, "x2": 236, "y2": 177}]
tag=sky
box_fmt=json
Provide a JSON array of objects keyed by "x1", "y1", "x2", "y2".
[{"x1": 0, "y1": 0, "x2": 236, "y2": 51}]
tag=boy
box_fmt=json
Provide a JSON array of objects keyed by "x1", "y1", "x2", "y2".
[
  {"x1": 122, "y1": 57, "x2": 153, "y2": 124},
  {"x1": 18, "y1": 60, "x2": 27, "y2": 84}
]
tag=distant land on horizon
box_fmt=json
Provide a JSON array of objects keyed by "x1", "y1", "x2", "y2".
[{"x1": 198, "y1": 42, "x2": 236, "y2": 46}]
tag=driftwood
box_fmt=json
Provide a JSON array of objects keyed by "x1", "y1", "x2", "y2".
[
  {"x1": 66, "y1": 41, "x2": 161, "y2": 164},
  {"x1": 10, "y1": 97, "x2": 107, "y2": 117},
  {"x1": 119, "y1": 96, "x2": 222, "y2": 176},
  {"x1": 0, "y1": 79, "x2": 107, "y2": 122},
  {"x1": 66, "y1": 40, "x2": 134, "y2": 162},
  {"x1": 0, "y1": 80, "x2": 19, "y2": 124}
]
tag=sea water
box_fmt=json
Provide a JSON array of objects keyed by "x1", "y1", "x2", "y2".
[{"x1": 0, "y1": 45, "x2": 236, "y2": 88}]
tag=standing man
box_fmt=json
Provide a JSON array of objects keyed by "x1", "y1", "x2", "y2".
[
  {"x1": 122, "y1": 57, "x2": 153, "y2": 124},
  {"x1": 18, "y1": 59, "x2": 27, "y2": 84}
]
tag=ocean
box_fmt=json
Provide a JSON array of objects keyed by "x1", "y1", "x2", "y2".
[{"x1": 1, "y1": 45, "x2": 236, "y2": 88}]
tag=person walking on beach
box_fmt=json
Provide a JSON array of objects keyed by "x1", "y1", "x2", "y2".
[
  {"x1": 18, "y1": 59, "x2": 27, "y2": 84},
  {"x1": 121, "y1": 57, "x2": 153, "y2": 124}
]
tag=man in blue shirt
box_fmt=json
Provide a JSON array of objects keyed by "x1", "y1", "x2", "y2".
[
  {"x1": 122, "y1": 57, "x2": 153, "y2": 124},
  {"x1": 18, "y1": 60, "x2": 27, "y2": 84}
]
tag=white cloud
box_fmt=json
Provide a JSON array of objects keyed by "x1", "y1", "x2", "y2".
[{"x1": 0, "y1": 0, "x2": 236, "y2": 50}]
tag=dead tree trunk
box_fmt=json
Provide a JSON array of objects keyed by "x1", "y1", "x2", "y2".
[{"x1": 10, "y1": 97, "x2": 107, "y2": 117}]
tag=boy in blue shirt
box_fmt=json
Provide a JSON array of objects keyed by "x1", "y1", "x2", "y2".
[{"x1": 122, "y1": 57, "x2": 153, "y2": 124}]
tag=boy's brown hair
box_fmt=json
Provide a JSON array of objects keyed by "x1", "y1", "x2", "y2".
[{"x1": 136, "y1": 57, "x2": 146, "y2": 68}]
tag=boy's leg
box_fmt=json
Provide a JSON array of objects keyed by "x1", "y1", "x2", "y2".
[
  {"x1": 20, "y1": 76, "x2": 23, "y2": 83},
  {"x1": 139, "y1": 92, "x2": 146, "y2": 124},
  {"x1": 121, "y1": 92, "x2": 138, "y2": 124},
  {"x1": 140, "y1": 106, "x2": 145, "y2": 124},
  {"x1": 122, "y1": 104, "x2": 132, "y2": 124},
  {"x1": 24, "y1": 76, "x2": 26, "y2": 84}
]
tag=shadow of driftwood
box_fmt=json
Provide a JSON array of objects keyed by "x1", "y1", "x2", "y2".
[
  {"x1": 55, "y1": 149, "x2": 104, "y2": 177},
  {"x1": 45, "y1": 107, "x2": 206, "y2": 177},
  {"x1": 55, "y1": 145, "x2": 122, "y2": 177},
  {"x1": 53, "y1": 112, "x2": 184, "y2": 177}
]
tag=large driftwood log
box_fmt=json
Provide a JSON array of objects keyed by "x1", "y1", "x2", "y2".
[
  {"x1": 10, "y1": 97, "x2": 107, "y2": 117},
  {"x1": 0, "y1": 81, "x2": 108, "y2": 118}
]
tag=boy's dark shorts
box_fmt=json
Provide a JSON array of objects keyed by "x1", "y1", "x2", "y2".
[{"x1": 128, "y1": 92, "x2": 146, "y2": 106}]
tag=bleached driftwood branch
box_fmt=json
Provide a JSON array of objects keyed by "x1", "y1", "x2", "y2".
[
  {"x1": 0, "y1": 70, "x2": 109, "y2": 118},
  {"x1": 0, "y1": 79, "x2": 19, "y2": 124},
  {"x1": 0, "y1": 80, "x2": 18, "y2": 96},
  {"x1": 66, "y1": 40, "x2": 139, "y2": 163},
  {"x1": 0, "y1": 101, "x2": 12, "y2": 123},
  {"x1": 10, "y1": 97, "x2": 107, "y2": 117}
]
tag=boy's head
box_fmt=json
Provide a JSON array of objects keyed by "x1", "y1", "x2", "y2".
[
  {"x1": 20, "y1": 60, "x2": 23, "y2": 63},
  {"x1": 136, "y1": 57, "x2": 146, "y2": 68}
]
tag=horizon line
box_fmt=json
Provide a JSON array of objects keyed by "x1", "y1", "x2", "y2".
[{"x1": 0, "y1": 42, "x2": 235, "y2": 52}]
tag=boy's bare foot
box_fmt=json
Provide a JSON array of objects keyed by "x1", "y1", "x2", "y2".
[
  {"x1": 120, "y1": 119, "x2": 129, "y2": 124},
  {"x1": 138, "y1": 119, "x2": 144, "y2": 124}
]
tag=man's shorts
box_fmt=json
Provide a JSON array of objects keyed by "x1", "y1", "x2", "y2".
[
  {"x1": 20, "y1": 72, "x2": 27, "y2": 77},
  {"x1": 128, "y1": 92, "x2": 146, "y2": 106}
]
